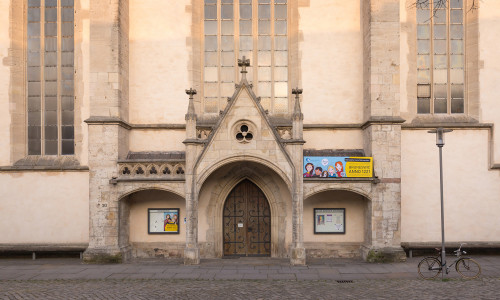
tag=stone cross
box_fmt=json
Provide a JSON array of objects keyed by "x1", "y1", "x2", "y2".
[
  {"x1": 238, "y1": 56, "x2": 250, "y2": 74},
  {"x1": 185, "y1": 88, "x2": 197, "y2": 99},
  {"x1": 292, "y1": 88, "x2": 303, "y2": 96}
]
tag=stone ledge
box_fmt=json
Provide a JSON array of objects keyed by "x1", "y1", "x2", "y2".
[
  {"x1": 401, "y1": 241, "x2": 500, "y2": 249},
  {"x1": 361, "y1": 116, "x2": 406, "y2": 129},
  {"x1": 8, "y1": 156, "x2": 86, "y2": 170},
  {"x1": 112, "y1": 178, "x2": 185, "y2": 183},
  {"x1": 361, "y1": 246, "x2": 407, "y2": 263},
  {"x1": 0, "y1": 243, "x2": 88, "y2": 252},
  {"x1": 84, "y1": 116, "x2": 132, "y2": 129},
  {"x1": 304, "y1": 242, "x2": 362, "y2": 259},
  {"x1": 304, "y1": 178, "x2": 379, "y2": 183},
  {"x1": 83, "y1": 248, "x2": 123, "y2": 264},
  {"x1": 401, "y1": 122, "x2": 493, "y2": 129},
  {"x1": 303, "y1": 124, "x2": 362, "y2": 130},
  {"x1": 0, "y1": 166, "x2": 89, "y2": 172}
]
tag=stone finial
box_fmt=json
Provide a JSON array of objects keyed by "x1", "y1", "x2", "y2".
[
  {"x1": 238, "y1": 56, "x2": 250, "y2": 80},
  {"x1": 185, "y1": 88, "x2": 197, "y2": 121},
  {"x1": 292, "y1": 88, "x2": 303, "y2": 120}
]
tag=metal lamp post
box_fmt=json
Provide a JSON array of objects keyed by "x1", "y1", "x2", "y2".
[{"x1": 427, "y1": 127, "x2": 453, "y2": 279}]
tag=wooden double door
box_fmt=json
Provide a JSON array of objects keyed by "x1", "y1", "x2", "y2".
[{"x1": 223, "y1": 180, "x2": 271, "y2": 256}]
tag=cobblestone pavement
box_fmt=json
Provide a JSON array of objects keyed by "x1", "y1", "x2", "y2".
[
  {"x1": 1, "y1": 256, "x2": 499, "y2": 299},
  {"x1": 1, "y1": 278, "x2": 500, "y2": 299}
]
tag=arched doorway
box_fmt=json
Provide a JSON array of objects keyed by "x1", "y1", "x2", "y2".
[{"x1": 223, "y1": 180, "x2": 271, "y2": 256}]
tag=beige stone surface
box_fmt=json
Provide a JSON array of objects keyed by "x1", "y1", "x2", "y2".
[
  {"x1": 128, "y1": 0, "x2": 191, "y2": 124},
  {"x1": 129, "y1": 129, "x2": 186, "y2": 152},
  {"x1": 401, "y1": 129, "x2": 500, "y2": 243},
  {"x1": 304, "y1": 190, "x2": 366, "y2": 243},
  {"x1": 300, "y1": 0, "x2": 363, "y2": 124},
  {"x1": 479, "y1": 1, "x2": 500, "y2": 163},
  {"x1": 0, "y1": 172, "x2": 89, "y2": 244},
  {"x1": 128, "y1": 190, "x2": 185, "y2": 243},
  {"x1": 304, "y1": 129, "x2": 364, "y2": 150},
  {"x1": 0, "y1": 0, "x2": 10, "y2": 165}
]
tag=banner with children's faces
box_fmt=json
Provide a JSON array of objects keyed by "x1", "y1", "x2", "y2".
[{"x1": 303, "y1": 157, "x2": 373, "y2": 178}]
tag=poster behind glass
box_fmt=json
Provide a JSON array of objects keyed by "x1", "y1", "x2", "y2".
[
  {"x1": 314, "y1": 208, "x2": 345, "y2": 234},
  {"x1": 148, "y1": 208, "x2": 180, "y2": 234}
]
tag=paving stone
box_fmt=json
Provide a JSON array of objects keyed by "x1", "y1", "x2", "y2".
[
  {"x1": 3, "y1": 278, "x2": 499, "y2": 299},
  {"x1": 267, "y1": 273, "x2": 296, "y2": 280},
  {"x1": 173, "y1": 273, "x2": 201, "y2": 280},
  {"x1": 242, "y1": 274, "x2": 268, "y2": 280}
]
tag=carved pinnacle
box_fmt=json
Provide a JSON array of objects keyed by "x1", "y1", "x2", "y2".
[
  {"x1": 292, "y1": 87, "x2": 303, "y2": 120},
  {"x1": 185, "y1": 88, "x2": 197, "y2": 121}
]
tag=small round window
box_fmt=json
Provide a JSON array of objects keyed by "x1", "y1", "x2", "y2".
[{"x1": 236, "y1": 124, "x2": 253, "y2": 143}]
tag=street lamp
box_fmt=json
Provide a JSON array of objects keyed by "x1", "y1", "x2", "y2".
[{"x1": 427, "y1": 127, "x2": 453, "y2": 279}]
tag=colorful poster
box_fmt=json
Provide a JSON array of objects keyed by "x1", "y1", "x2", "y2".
[
  {"x1": 303, "y1": 157, "x2": 373, "y2": 178},
  {"x1": 148, "y1": 208, "x2": 180, "y2": 234},
  {"x1": 314, "y1": 208, "x2": 345, "y2": 234}
]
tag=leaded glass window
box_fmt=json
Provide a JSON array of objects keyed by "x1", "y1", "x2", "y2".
[
  {"x1": 417, "y1": 0, "x2": 464, "y2": 114},
  {"x1": 27, "y1": 0, "x2": 74, "y2": 155},
  {"x1": 203, "y1": 0, "x2": 288, "y2": 114}
]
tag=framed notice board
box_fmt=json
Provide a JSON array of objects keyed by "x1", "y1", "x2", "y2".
[
  {"x1": 148, "y1": 208, "x2": 180, "y2": 234},
  {"x1": 314, "y1": 208, "x2": 345, "y2": 234}
]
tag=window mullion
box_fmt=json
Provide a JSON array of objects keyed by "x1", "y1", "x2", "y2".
[
  {"x1": 252, "y1": 0, "x2": 258, "y2": 85},
  {"x1": 429, "y1": 1, "x2": 434, "y2": 114},
  {"x1": 270, "y1": 1, "x2": 275, "y2": 114},
  {"x1": 57, "y1": 0, "x2": 62, "y2": 155},
  {"x1": 217, "y1": 0, "x2": 221, "y2": 109},
  {"x1": 234, "y1": 1, "x2": 239, "y2": 81},
  {"x1": 40, "y1": 0, "x2": 45, "y2": 155},
  {"x1": 446, "y1": 4, "x2": 451, "y2": 114}
]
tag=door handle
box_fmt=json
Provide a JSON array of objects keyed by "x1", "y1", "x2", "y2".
[{"x1": 247, "y1": 227, "x2": 252, "y2": 232}]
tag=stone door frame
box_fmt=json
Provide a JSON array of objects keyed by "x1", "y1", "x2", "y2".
[{"x1": 201, "y1": 165, "x2": 290, "y2": 258}]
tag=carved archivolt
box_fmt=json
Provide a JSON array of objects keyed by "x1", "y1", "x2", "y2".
[{"x1": 118, "y1": 162, "x2": 185, "y2": 179}]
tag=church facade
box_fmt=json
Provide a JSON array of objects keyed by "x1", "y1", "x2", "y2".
[{"x1": 1, "y1": 0, "x2": 499, "y2": 264}]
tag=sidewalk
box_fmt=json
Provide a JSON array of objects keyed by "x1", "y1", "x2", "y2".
[{"x1": 1, "y1": 255, "x2": 499, "y2": 281}]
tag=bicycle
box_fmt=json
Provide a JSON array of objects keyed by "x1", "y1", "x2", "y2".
[{"x1": 417, "y1": 243, "x2": 481, "y2": 279}]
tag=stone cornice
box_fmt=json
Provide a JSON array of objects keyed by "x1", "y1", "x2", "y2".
[
  {"x1": 281, "y1": 139, "x2": 306, "y2": 145},
  {"x1": 183, "y1": 139, "x2": 207, "y2": 145},
  {"x1": 112, "y1": 178, "x2": 186, "y2": 183},
  {"x1": 303, "y1": 124, "x2": 362, "y2": 130},
  {"x1": 117, "y1": 159, "x2": 185, "y2": 163},
  {"x1": 303, "y1": 177, "x2": 380, "y2": 183},
  {"x1": 0, "y1": 166, "x2": 89, "y2": 172},
  {"x1": 401, "y1": 122, "x2": 493, "y2": 129},
  {"x1": 361, "y1": 117, "x2": 406, "y2": 129},
  {"x1": 85, "y1": 117, "x2": 187, "y2": 130},
  {"x1": 84, "y1": 116, "x2": 132, "y2": 129}
]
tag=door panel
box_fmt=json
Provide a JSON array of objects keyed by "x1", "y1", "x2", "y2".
[{"x1": 223, "y1": 180, "x2": 271, "y2": 256}]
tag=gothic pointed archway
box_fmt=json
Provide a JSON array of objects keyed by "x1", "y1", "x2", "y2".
[{"x1": 223, "y1": 180, "x2": 271, "y2": 256}]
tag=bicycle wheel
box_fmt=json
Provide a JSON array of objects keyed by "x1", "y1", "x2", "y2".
[
  {"x1": 456, "y1": 258, "x2": 481, "y2": 279},
  {"x1": 418, "y1": 257, "x2": 442, "y2": 279}
]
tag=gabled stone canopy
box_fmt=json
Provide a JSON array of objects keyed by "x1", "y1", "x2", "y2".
[{"x1": 194, "y1": 79, "x2": 295, "y2": 189}]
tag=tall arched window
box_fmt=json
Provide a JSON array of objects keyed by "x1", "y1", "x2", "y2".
[
  {"x1": 417, "y1": 0, "x2": 464, "y2": 114},
  {"x1": 27, "y1": 0, "x2": 74, "y2": 155},
  {"x1": 203, "y1": 0, "x2": 288, "y2": 115}
]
